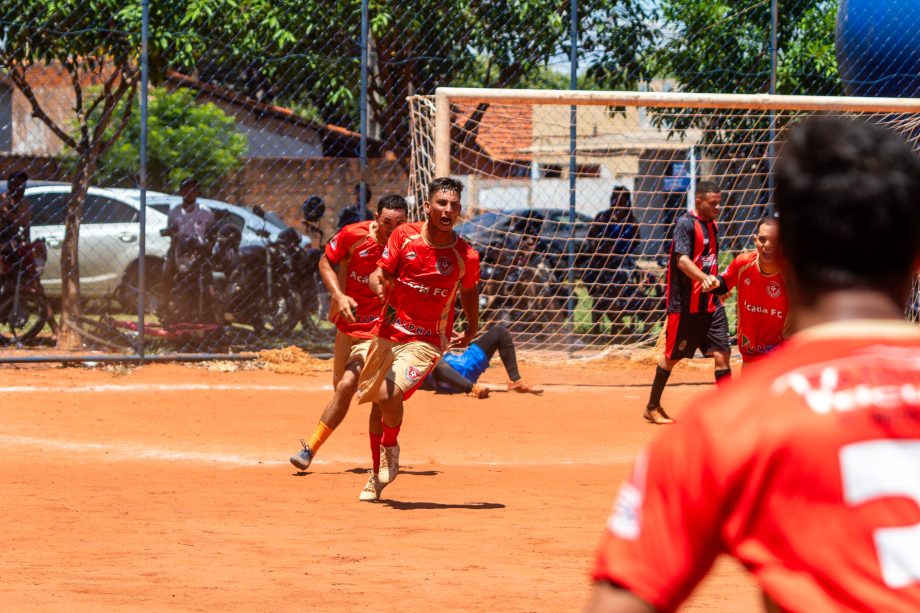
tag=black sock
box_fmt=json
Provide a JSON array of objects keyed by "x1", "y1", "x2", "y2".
[
  {"x1": 715, "y1": 368, "x2": 732, "y2": 382},
  {"x1": 647, "y1": 366, "x2": 671, "y2": 408}
]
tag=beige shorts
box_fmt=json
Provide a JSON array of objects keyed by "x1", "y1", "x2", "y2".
[
  {"x1": 332, "y1": 331, "x2": 372, "y2": 384},
  {"x1": 356, "y1": 337, "x2": 442, "y2": 404}
]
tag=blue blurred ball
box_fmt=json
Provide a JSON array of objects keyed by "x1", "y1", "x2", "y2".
[{"x1": 836, "y1": 0, "x2": 920, "y2": 97}]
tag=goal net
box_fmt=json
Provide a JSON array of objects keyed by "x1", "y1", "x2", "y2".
[{"x1": 408, "y1": 88, "x2": 920, "y2": 357}]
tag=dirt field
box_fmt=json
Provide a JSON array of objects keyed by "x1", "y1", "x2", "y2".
[{"x1": 0, "y1": 354, "x2": 760, "y2": 611}]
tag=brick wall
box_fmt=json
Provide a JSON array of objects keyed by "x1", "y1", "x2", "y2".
[{"x1": 213, "y1": 157, "x2": 409, "y2": 241}]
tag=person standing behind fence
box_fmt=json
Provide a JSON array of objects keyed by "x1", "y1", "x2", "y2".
[
  {"x1": 582, "y1": 187, "x2": 639, "y2": 342},
  {"x1": 715, "y1": 215, "x2": 788, "y2": 366},
  {"x1": 289, "y1": 195, "x2": 408, "y2": 473},
  {"x1": 642, "y1": 180, "x2": 730, "y2": 425},
  {"x1": 588, "y1": 115, "x2": 920, "y2": 613},
  {"x1": 337, "y1": 183, "x2": 374, "y2": 230}
]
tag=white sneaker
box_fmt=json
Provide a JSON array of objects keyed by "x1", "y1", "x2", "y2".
[
  {"x1": 378, "y1": 443, "x2": 400, "y2": 484},
  {"x1": 358, "y1": 470, "x2": 387, "y2": 502}
]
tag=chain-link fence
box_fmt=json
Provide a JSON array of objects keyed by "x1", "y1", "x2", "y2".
[{"x1": 0, "y1": 0, "x2": 917, "y2": 361}]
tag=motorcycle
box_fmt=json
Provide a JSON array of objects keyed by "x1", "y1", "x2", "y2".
[
  {"x1": 218, "y1": 222, "x2": 303, "y2": 336},
  {"x1": 159, "y1": 226, "x2": 221, "y2": 326},
  {"x1": 0, "y1": 238, "x2": 54, "y2": 344}
]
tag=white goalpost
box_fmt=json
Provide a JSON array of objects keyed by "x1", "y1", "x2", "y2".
[{"x1": 408, "y1": 88, "x2": 920, "y2": 357}]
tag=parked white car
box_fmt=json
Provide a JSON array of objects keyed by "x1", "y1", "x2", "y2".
[{"x1": 23, "y1": 185, "x2": 172, "y2": 308}]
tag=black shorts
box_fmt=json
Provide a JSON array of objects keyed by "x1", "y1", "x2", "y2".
[{"x1": 664, "y1": 307, "x2": 730, "y2": 360}]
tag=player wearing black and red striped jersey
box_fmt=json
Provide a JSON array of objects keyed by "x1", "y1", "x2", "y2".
[{"x1": 643, "y1": 181, "x2": 731, "y2": 425}]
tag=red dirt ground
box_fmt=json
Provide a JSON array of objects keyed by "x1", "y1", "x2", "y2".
[{"x1": 0, "y1": 356, "x2": 760, "y2": 611}]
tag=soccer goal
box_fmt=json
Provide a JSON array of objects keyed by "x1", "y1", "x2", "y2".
[{"x1": 408, "y1": 88, "x2": 920, "y2": 357}]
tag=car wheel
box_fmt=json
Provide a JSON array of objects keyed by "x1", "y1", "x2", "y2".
[{"x1": 116, "y1": 257, "x2": 163, "y2": 315}]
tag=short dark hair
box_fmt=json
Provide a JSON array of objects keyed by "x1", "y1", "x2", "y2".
[
  {"x1": 7, "y1": 171, "x2": 28, "y2": 184},
  {"x1": 696, "y1": 180, "x2": 721, "y2": 196},
  {"x1": 377, "y1": 194, "x2": 408, "y2": 215},
  {"x1": 774, "y1": 116, "x2": 920, "y2": 297},
  {"x1": 610, "y1": 187, "x2": 631, "y2": 208},
  {"x1": 354, "y1": 183, "x2": 372, "y2": 202},
  {"x1": 180, "y1": 177, "x2": 198, "y2": 189},
  {"x1": 427, "y1": 177, "x2": 463, "y2": 200},
  {"x1": 755, "y1": 215, "x2": 778, "y2": 232}
]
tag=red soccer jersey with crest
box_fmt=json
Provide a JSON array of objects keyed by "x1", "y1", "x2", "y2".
[
  {"x1": 721, "y1": 251, "x2": 788, "y2": 362},
  {"x1": 593, "y1": 320, "x2": 920, "y2": 613},
  {"x1": 324, "y1": 220, "x2": 386, "y2": 338},
  {"x1": 375, "y1": 221, "x2": 480, "y2": 349}
]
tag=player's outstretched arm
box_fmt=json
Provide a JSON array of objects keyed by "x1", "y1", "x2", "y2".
[
  {"x1": 368, "y1": 266, "x2": 393, "y2": 303},
  {"x1": 586, "y1": 582, "x2": 656, "y2": 613},
  {"x1": 319, "y1": 253, "x2": 358, "y2": 323},
  {"x1": 677, "y1": 255, "x2": 719, "y2": 292}
]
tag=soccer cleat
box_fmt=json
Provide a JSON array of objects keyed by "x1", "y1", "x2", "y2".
[
  {"x1": 643, "y1": 405, "x2": 675, "y2": 425},
  {"x1": 508, "y1": 378, "x2": 544, "y2": 395},
  {"x1": 378, "y1": 443, "x2": 400, "y2": 484},
  {"x1": 290, "y1": 439, "x2": 314, "y2": 470},
  {"x1": 358, "y1": 470, "x2": 388, "y2": 502}
]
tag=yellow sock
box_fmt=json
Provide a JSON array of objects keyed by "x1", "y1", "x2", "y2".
[{"x1": 308, "y1": 421, "x2": 335, "y2": 454}]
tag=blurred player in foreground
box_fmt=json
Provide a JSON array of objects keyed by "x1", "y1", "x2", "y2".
[
  {"x1": 289, "y1": 195, "x2": 408, "y2": 471},
  {"x1": 421, "y1": 324, "x2": 543, "y2": 398},
  {"x1": 643, "y1": 181, "x2": 730, "y2": 425},
  {"x1": 355, "y1": 177, "x2": 480, "y2": 501},
  {"x1": 589, "y1": 116, "x2": 920, "y2": 612},
  {"x1": 714, "y1": 215, "x2": 788, "y2": 365}
]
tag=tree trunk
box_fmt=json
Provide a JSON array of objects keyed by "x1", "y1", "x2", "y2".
[{"x1": 55, "y1": 152, "x2": 97, "y2": 350}]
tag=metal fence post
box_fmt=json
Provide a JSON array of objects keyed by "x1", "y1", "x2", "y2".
[
  {"x1": 137, "y1": 0, "x2": 150, "y2": 360},
  {"x1": 359, "y1": 0, "x2": 369, "y2": 219},
  {"x1": 567, "y1": 0, "x2": 578, "y2": 356}
]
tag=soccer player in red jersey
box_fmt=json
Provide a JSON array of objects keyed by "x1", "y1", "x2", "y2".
[
  {"x1": 355, "y1": 177, "x2": 480, "y2": 501},
  {"x1": 716, "y1": 216, "x2": 788, "y2": 364},
  {"x1": 589, "y1": 117, "x2": 920, "y2": 612},
  {"x1": 289, "y1": 195, "x2": 408, "y2": 472},
  {"x1": 644, "y1": 181, "x2": 731, "y2": 425}
]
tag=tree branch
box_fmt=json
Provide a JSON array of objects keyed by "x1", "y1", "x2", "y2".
[
  {"x1": 90, "y1": 66, "x2": 138, "y2": 146},
  {"x1": 84, "y1": 61, "x2": 125, "y2": 124},
  {"x1": 98, "y1": 80, "x2": 138, "y2": 155},
  {"x1": 5, "y1": 63, "x2": 80, "y2": 151}
]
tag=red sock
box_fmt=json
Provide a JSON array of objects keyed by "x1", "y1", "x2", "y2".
[
  {"x1": 381, "y1": 423, "x2": 401, "y2": 448},
  {"x1": 370, "y1": 432, "x2": 383, "y2": 473}
]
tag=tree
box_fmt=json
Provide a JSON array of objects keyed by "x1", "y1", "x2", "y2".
[
  {"x1": 189, "y1": 1, "x2": 656, "y2": 162},
  {"x1": 651, "y1": 0, "x2": 841, "y2": 96},
  {"x1": 0, "y1": 0, "x2": 294, "y2": 348},
  {"x1": 85, "y1": 87, "x2": 248, "y2": 193}
]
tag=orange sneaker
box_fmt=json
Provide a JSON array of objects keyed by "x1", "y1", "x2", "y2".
[
  {"x1": 508, "y1": 379, "x2": 543, "y2": 395},
  {"x1": 643, "y1": 405, "x2": 675, "y2": 425}
]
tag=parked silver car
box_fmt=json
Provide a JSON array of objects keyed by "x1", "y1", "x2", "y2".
[{"x1": 22, "y1": 185, "x2": 172, "y2": 310}]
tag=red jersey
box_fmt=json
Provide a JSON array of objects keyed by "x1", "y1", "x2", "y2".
[
  {"x1": 721, "y1": 251, "x2": 788, "y2": 362},
  {"x1": 324, "y1": 220, "x2": 385, "y2": 338},
  {"x1": 375, "y1": 222, "x2": 480, "y2": 350},
  {"x1": 593, "y1": 320, "x2": 920, "y2": 612}
]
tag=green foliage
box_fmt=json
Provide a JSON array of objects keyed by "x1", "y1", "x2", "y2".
[
  {"x1": 85, "y1": 88, "x2": 247, "y2": 192},
  {"x1": 651, "y1": 0, "x2": 842, "y2": 96}
]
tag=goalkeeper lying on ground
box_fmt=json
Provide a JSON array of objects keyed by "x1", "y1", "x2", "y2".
[{"x1": 421, "y1": 324, "x2": 543, "y2": 398}]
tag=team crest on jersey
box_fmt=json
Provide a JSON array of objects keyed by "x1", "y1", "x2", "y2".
[
  {"x1": 406, "y1": 251, "x2": 418, "y2": 260},
  {"x1": 767, "y1": 282, "x2": 782, "y2": 298},
  {"x1": 436, "y1": 256, "x2": 454, "y2": 275},
  {"x1": 744, "y1": 277, "x2": 752, "y2": 286},
  {"x1": 381, "y1": 246, "x2": 389, "y2": 259},
  {"x1": 405, "y1": 365, "x2": 423, "y2": 383},
  {"x1": 329, "y1": 237, "x2": 338, "y2": 250},
  {"x1": 358, "y1": 248, "x2": 373, "y2": 258}
]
